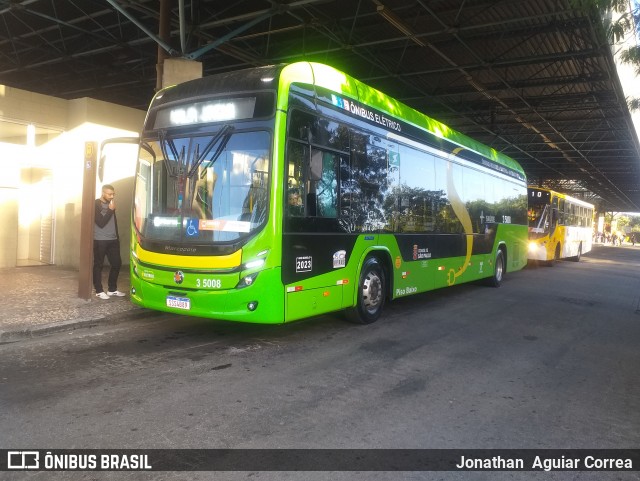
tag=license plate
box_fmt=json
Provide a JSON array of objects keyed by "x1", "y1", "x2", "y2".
[{"x1": 166, "y1": 295, "x2": 190, "y2": 310}]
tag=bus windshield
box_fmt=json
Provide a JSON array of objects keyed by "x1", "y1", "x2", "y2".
[
  {"x1": 528, "y1": 203, "x2": 549, "y2": 238},
  {"x1": 134, "y1": 129, "x2": 270, "y2": 244}
]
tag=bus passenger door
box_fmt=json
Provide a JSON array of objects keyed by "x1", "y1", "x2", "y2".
[
  {"x1": 549, "y1": 207, "x2": 558, "y2": 237},
  {"x1": 98, "y1": 137, "x2": 140, "y2": 266},
  {"x1": 549, "y1": 197, "x2": 561, "y2": 260},
  {"x1": 283, "y1": 144, "x2": 348, "y2": 321},
  {"x1": 549, "y1": 195, "x2": 560, "y2": 246}
]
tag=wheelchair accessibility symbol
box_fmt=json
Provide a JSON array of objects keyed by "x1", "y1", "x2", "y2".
[{"x1": 185, "y1": 218, "x2": 199, "y2": 237}]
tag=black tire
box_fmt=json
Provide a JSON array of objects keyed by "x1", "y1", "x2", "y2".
[
  {"x1": 545, "y1": 244, "x2": 560, "y2": 267},
  {"x1": 345, "y1": 257, "x2": 386, "y2": 324},
  {"x1": 486, "y1": 249, "x2": 505, "y2": 287},
  {"x1": 570, "y1": 243, "x2": 582, "y2": 262}
]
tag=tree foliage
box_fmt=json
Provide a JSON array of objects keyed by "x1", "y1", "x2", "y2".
[{"x1": 572, "y1": 0, "x2": 640, "y2": 110}]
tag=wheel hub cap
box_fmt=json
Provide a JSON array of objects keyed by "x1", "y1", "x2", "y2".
[{"x1": 362, "y1": 272, "x2": 382, "y2": 313}]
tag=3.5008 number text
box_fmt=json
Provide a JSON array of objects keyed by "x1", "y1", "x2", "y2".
[{"x1": 196, "y1": 278, "x2": 222, "y2": 288}]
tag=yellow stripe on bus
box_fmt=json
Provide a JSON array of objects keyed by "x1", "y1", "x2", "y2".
[
  {"x1": 447, "y1": 148, "x2": 474, "y2": 284},
  {"x1": 135, "y1": 244, "x2": 242, "y2": 269}
]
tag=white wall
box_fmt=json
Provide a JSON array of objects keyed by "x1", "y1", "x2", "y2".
[
  {"x1": 0, "y1": 143, "x2": 21, "y2": 268},
  {"x1": 0, "y1": 86, "x2": 146, "y2": 269}
]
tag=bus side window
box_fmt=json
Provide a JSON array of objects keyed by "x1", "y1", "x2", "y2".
[
  {"x1": 340, "y1": 156, "x2": 352, "y2": 217},
  {"x1": 285, "y1": 142, "x2": 338, "y2": 218},
  {"x1": 309, "y1": 149, "x2": 338, "y2": 218},
  {"x1": 286, "y1": 142, "x2": 306, "y2": 217},
  {"x1": 558, "y1": 199, "x2": 565, "y2": 225}
]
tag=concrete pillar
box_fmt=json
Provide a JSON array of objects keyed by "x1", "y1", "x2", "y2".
[{"x1": 161, "y1": 58, "x2": 203, "y2": 88}]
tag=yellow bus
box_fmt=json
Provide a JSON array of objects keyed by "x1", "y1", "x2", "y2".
[{"x1": 527, "y1": 186, "x2": 594, "y2": 264}]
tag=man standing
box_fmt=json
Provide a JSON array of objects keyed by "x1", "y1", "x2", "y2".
[{"x1": 93, "y1": 184, "x2": 125, "y2": 299}]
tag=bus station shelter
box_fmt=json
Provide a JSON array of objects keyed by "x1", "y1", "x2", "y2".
[{"x1": 1, "y1": 0, "x2": 639, "y2": 213}]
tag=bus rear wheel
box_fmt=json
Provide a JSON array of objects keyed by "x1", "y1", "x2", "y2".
[
  {"x1": 570, "y1": 243, "x2": 582, "y2": 262},
  {"x1": 486, "y1": 249, "x2": 505, "y2": 287},
  {"x1": 345, "y1": 257, "x2": 386, "y2": 324}
]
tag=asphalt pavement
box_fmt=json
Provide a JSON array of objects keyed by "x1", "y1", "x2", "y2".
[{"x1": 2, "y1": 242, "x2": 640, "y2": 481}]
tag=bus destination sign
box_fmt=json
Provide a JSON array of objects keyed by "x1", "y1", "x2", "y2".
[
  {"x1": 529, "y1": 188, "x2": 551, "y2": 203},
  {"x1": 153, "y1": 97, "x2": 257, "y2": 129}
]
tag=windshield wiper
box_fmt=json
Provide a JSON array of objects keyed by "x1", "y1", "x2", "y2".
[
  {"x1": 536, "y1": 205, "x2": 549, "y2": 231},
  {"x1": 187, "y1": 124, "x2": 234, "y2": 179},
  {"x1": 158, "y1": 130, "x2": 182, "y2": 178}
]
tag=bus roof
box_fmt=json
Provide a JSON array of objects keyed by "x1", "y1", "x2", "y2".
[
  {"x1": 279, "y1": 62, "x2": 526, "y2": 178},
  {"x1": 148, "y1": 61, "x2": 526, "y2": 178}
]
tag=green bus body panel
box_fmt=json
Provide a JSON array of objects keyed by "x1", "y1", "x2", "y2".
[
  {"x1": 283, "y1": 224, "x2": 528, "y2": 322},
  {"x1": 132, "y1": 61, "x2": 528, "y2": 324},
  {"x1": 277, "y1": 62, "x2": 527, "y2": 322}
]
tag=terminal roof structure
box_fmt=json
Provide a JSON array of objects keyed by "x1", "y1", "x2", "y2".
[{"x1": 1, "y1": 0, "x2": 639, "y2": 211}]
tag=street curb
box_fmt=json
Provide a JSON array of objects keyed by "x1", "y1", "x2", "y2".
[{"x1": 0, "y1": 308, "x2": 163, "y2": 344}]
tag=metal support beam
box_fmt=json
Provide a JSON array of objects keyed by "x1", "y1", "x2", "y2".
[
  {"x1": 105, "y1": 0, "x2": 179, "y2": 57},
  {"x1": 178, "y1": 0, "x2": 186, "y2": 54},
  {"x1": 185, "y1": 9, "x2": 277, "y2": 60},
  {"x1": 157, "y1": 0, "x2": 172, "y2": 91}
]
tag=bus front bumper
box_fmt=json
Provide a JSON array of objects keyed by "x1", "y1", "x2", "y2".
[
  {"x1": 528, "y1": 241, "x2": 549, "y2": 261},
  {"x1": 129, "y1": 267, "x2": 285, "y2": 324}
]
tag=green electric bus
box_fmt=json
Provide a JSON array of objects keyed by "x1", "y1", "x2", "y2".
[{"x1": 130, "y1": 62, "x2": 529, "y2": 324}]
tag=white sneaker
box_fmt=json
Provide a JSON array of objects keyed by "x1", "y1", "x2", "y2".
[
  {"x1": 107, "y1": 290, "x2": 126, "y2": 297},
  {"x1": 96, "y1": 292, "x2": 110, "y2": 300}
]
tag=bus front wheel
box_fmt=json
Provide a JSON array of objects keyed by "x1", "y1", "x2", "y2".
[
  {"x1": 345, "y1": 257, "x2": 386, "y2": 324},
  {"x1": 545, "y1": 244, "x2": 561, "y2": 267},
  {"x1": 486, "y1": 249, "x2": 505, "y2": 287}
]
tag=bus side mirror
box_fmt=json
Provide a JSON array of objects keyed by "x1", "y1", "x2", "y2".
[{"x1": 98, "y1": 136, "x2": 140, "y2": 183}]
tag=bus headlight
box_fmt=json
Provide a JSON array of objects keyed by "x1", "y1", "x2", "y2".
[
  {"x1": 528, "y1": 241, "x2": 539, "y2": 253},
  {"x1": 243, "y1": 250, "x2": 268, "y2": 270},
  {"x1": 236, "y1": 272, "x2": 259, "y2": 289},
  {"x1": 243, "y1": 258, "x2": 265, "y2": 269},
  {"x1": 238, "y1": 252, "x2": 267, "y2": 288}
]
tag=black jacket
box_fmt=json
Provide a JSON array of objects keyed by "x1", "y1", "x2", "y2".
[{"x1": 94, "y1": 198, "x2": 119, "y2": 239}]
